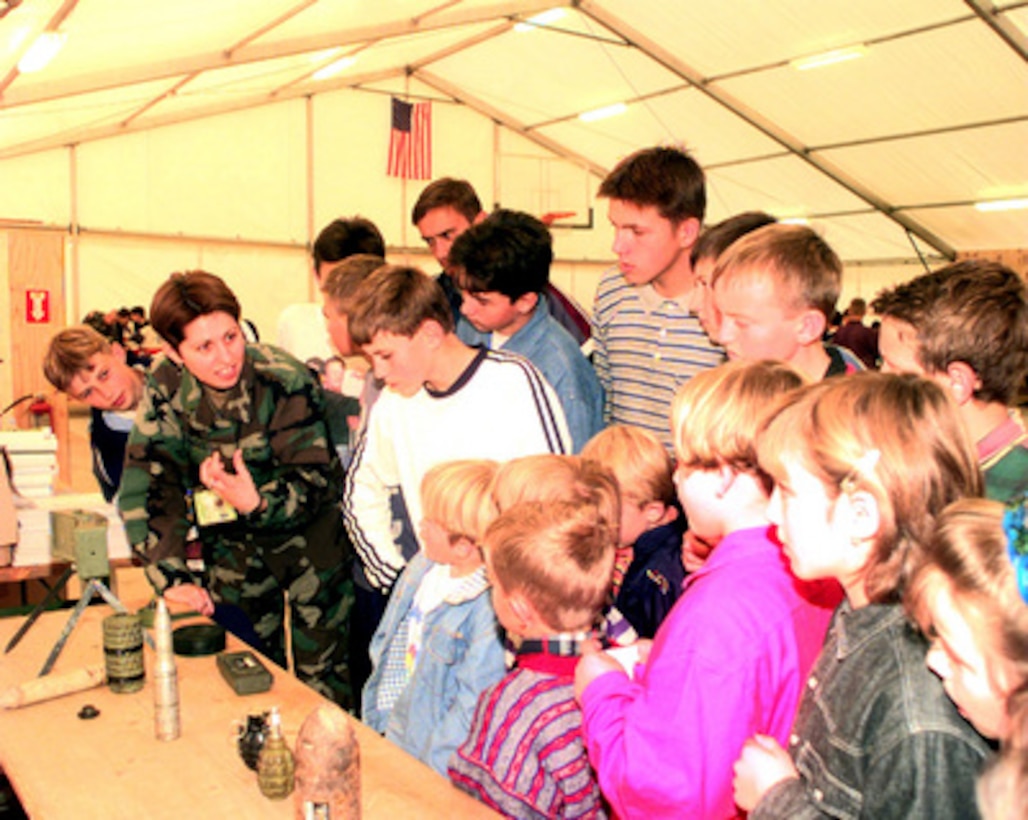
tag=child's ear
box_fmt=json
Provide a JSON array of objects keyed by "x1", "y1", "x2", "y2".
[
  {"x1": 417, "y1": 318, "x2": 446, "y2": 347},
  {"x1": 513, "y1": 292, "x2": 539, "y2": 316},
  {"x1": 452, "y1": 535, "x2": 478, "y2": 560},
  {"x1": 508, "y1": 590, "x2": 537, "y2": 633},
  {"x1": 845, "y1": 489, "x2": 881, "y2": 548},
  {"x1": 795, "y1": 308, "x2": 827, "y2": 345},
  {"x1": 642, "y1": 500, "x2": 666, "y2": 525},
  {"x1": 676, "y1": 216, "x2": 701, "y2": 250},
  {"x1": 716, "y1": 464, "x2": 737, "y2": 498},
  {"x1": 942, "y1": 361, "x2": 980, "y2": 406},
  {"x1": 112, "y1": 342, "x2": 128, "y2": 364}
]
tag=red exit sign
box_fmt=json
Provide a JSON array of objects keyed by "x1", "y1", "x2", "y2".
[{"x1": 26, "y1": 289, "x2": 50, "y2": 323}]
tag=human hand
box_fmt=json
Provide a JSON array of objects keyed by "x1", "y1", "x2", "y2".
[
  {"x1": 732, "y1": 734, "x2": 797, "y2": 812},
  {"x1": 163, "y1": 583, "x2": 215, "y2": 617},
  {"x1": 574, "y1": 642, "x2": 628, "y2": 701},
  {"x1": 199, "y1": 449, "x2": 262, "y2": 515},
  {"x1": 681, "y1": 529, "x2": 717, "y2": 572}
]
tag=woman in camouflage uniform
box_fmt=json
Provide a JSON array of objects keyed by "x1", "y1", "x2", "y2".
[{"x1": 119, "y1": 271, "x2": 353, "y2": 708}]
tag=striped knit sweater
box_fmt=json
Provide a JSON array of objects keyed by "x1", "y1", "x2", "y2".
[
  {"x1": 591, "y1": 266, "x2": 723, "y2": 451},
  {"x1": 449, "y1": 652, "x2": 607, "y2": 819}
]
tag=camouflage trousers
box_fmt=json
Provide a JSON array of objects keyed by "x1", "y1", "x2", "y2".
[{"x1": 205, "y1": 531, "x2": 354, "y2": 711}]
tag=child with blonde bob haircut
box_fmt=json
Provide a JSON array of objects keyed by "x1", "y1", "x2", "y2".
[
  {"x1": 362, "y1": 459, "x2": 505, "y2": 775},
  {"x1": 906, "y1": 496, "x2": 1028, "y2": 819},
  {"x1": 450, "y1": 461, "x2": 620, "y2": 818},
  {"x1": 490, "y1": 453, "x2": 636, "y2": 646},
  {"x1": 581, "y1": 425, "x2": 686, "y2": 638},
  {"x1": 733, "y1": 372, "x2": 991, "y2": 819},
  {"x1": 576, "y1": 360, "x2": 841, "y2": 818}
]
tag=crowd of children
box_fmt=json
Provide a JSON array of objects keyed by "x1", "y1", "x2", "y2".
[{"x1": 38, "y1": 141, "x2": 1028, "y2": 818}]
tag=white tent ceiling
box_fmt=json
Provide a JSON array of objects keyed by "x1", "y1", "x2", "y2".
[{"x1": 1, "y1": 0, "x2": 1026, "y2": 265}]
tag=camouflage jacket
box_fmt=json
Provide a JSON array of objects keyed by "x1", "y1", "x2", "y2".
[{"x1": 119, "y1": 344, "x2": 346, "y2": 590}]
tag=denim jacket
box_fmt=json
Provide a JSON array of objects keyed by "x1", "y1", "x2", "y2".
[
  {"x1": 362, "y1": 552, "x2": 506, "y2": 775},
  {"x1": 458, "y1": 295, "x2": 604, "y2": 453},
  {"x1": 753, "y1": 601, "x2": 989, "y2": 820}
]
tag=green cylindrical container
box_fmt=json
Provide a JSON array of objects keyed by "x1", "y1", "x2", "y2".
[{"x1": 103, "y1": 612, "x2": 145, "y2": 694}]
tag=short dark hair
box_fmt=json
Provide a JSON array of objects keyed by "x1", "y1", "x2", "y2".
[
  {"x1": 348, "y1": 265, "x2": 454, "y2": 346},
  {"x1": 311, "y1": 217, "x2": 386, "y2": 269},
  {"x1": 690, "y1": 211, "x2": 777, "y2": 267},
  {"x1": 411, "y1": 177, "x2": 482, "y2": 225},
  {"x1": 872, "y1": 260, "x2": 1028, "y2": 405},
  {"x1": 150, "y1": 270, "x2": 241, "y2": 351},
  {"x1": 449, "y1": 209, "x2": 552, "y2": 300},
  {"x1": 598, "y1": 146, "x2": 706, "y2": 224}
]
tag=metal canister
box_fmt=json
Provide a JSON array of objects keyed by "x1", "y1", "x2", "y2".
[{"x1": 102, "y1": 612, "x2": 145, "y2": 694}]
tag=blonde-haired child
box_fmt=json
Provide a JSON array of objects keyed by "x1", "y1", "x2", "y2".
[
  {"x1": 362, "y1": 459, "x2": 504, "y2": 774},
  {"x1": 491, "y1": 452, "x2": 638, "y2": 647},
  {"x1": 581, "y1": 425, "x2": 686, "y2": 638},
  {"x1": 450, "y1": 459, "x2": 620, "y2": 818},
  {"x1": 906, "y1": 496, "x2": 1028, "y2": 819},
  {"x1": 733, "y1": 372, "x2": 991, "y2": 818},
  {"x1": 575, "y1": 359, "x2": 840, "y2": 818}
]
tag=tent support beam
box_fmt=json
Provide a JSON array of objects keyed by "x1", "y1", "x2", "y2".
[
  {"x1": 0, "y1": 0, "x2": 556, "y2": 111},
  {"x1": 576, "y1": 0, "x2": 957, "y2": 260},
  {"x1": 963, "y1": 0, "x2": 1028, "y2": 62},
  {"x1": 415, "y1": 68, "x2": 608, "y2": 181}
]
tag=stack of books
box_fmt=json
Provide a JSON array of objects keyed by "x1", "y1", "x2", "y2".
[{"x1": 0, "y1": 428, "x2": 58, "y2": 498}]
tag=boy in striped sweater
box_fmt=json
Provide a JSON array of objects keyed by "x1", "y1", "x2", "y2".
[{"x1": 449, "y1": 493, "x2": 617, "y2": 819}]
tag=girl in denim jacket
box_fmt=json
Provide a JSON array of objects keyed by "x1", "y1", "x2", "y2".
[
  {"x1": 907, "y1": 496, "x2": 1028, "y2": 819},
  {"x1": 362, "y1": 459, "x2": 506, "y2": 775},
  {"x1": 733, "y1": 372, "x2": 992, "y2": 819}
]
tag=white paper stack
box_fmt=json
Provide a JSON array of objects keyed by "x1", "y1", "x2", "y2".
[
  {"x1": 0, "y1": 428, "x2": 59, "y2": 498},
  {"x1": 12, "y1": 501, "x2": 52, "y2": 566}
]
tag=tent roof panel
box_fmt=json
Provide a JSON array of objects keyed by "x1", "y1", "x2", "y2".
[
  {"x1": 716, "y1": 20, "x2": 1028, "y2": 147},
  {"x1": 0, "y1": 0, "x2": 1024, "y2": 260},
  {"x1": 589, "y1": 0, "x2": 971, "y2": 78},
  {"x1": 535, "y1": 87, "x2": 785, "y2": 170},
  {"x1": 426, "y1": 13, "x2": 683, "y2": 125},
  {"x1": 706, "y1": 155, "x2": 873, "y2": 220},
  {"x1": 821, "y1": 121, "x2": 1028, "y2": 208}
]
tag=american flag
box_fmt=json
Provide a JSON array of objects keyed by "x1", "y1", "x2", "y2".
[{"x1": 387, "y1": 97, "x2": 432, "y2": 179}]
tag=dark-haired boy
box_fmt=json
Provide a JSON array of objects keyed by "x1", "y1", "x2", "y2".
[
  {"x1": 412, "y1": 177, "x2": 592, "y2": 346},
  {"x1": 450, "y1": 209, "x2": 603, "y2": 453},
  {"x1": 592, "y1": 146, "x2": 723, "y2": 450},
  {"x1": 872, "y1": 259, "x2": 1028, "y2": 503}
]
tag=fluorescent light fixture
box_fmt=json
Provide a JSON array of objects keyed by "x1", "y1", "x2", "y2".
[
  {"x1": 312, "y1": 56, "x2": 357, "y2": 81},
  {"x1": 308, "y1": 47, "x2": 343, "y2": 64},
  {"x1": 974, "y1": 197, "x2": 1028, "y2": 212},
  {"x1": 17, "y1": 30, "x2": 65, "y2": 73},
  {"x1": 579, "y1": 102, "x2": 628, "y2": 123},
  {"x1": 791, "y1": 45, "x2": 866, "y2": 71},
  {"x1": 515, "y1": 8, "x2": 566, "y2": 32},
  {"x1": 779, "y1": 217, "x2": 810, "y2": 226}
]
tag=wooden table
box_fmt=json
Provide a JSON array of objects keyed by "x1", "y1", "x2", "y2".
[{"x1": 0, "y1": 569, "x2": 498, "y2": 819}]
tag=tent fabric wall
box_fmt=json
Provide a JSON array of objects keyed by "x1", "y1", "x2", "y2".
[{"x1": 0, "y1": 0, "x2": 1025, "y2": 345}]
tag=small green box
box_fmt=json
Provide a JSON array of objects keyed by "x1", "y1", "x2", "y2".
[
  {"x1": 50, "y1": 509, "x2": 109, "y2": 578},
  {"x1": 217, "y1": 650, "x2": 273, "y2": 695}
]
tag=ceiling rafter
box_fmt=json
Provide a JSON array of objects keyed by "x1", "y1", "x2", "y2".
[
  {"x1": 963, "y1": 0, "x2": 1028, "y2": 61},
  {"x1": 0, "y1": 65, "x2": 409, "y2": 161},
  {"x1": 415, "y1": 67, "x2": 608, "y2": 180},
  {"x1": 576, "y1": 0, "x2": 957, "y2": 259},
  {"x1": 0, "y1": 0, "x2": 557, "y2": 111}
]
